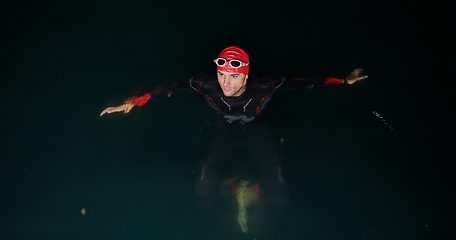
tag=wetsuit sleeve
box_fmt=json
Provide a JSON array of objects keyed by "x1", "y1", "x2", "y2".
[
  {"x1": 273, "y1": 75, "x2": 345, "y2": 91},
  {"x1": 128, "y1": 74, "x2": 208, "y2": 107}
]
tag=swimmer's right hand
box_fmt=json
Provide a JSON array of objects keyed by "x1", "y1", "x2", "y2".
[{"x1": 100, "y1": 101, "x2": 134, "y2": 117}]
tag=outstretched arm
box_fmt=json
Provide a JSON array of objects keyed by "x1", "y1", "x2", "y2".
[
  {"x1": 273, "y1": 68, "x2": 368, "y2": 91},
  {"x1": 100, "y1": 99, "x2": 135, "y2": 117},
  {"x1": 99, "y1": 76, "x2": 195, "y2": 117},
  {"x1": 345, "y1": 68, "x2": 368, "y2": 84}
]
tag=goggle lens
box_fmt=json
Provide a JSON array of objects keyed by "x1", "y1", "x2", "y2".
[
  {"x1": 216, "y1": 58, "x2": 226, "y2": 66},
  {"x1": 230, "y1": 60, "x2": 241, "y2": 68}
]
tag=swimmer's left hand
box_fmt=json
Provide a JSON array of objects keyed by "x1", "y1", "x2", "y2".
[{"x1": 345, "y1": 68, "x2": 368, "y2": 84}]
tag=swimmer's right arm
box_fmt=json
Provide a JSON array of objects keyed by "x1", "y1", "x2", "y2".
[
  {"x1": 99, "y1": 79, "x2": 184, "y2": 117},
  {"x1": 100, "y1": 100, "x2": 134, "y2": 117},
  {"x1": 100, "y1": 91, "x2": 155, "y2": 117}
]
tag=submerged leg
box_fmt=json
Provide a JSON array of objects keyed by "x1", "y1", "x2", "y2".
[
  {"x1": 251, "y1": 124, "x2": 290, "y2": 208},
  {"x1": 236, "y1": 180, "x2": 259, "y2": 233}
]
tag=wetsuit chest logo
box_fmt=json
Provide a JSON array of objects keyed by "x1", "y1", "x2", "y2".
[{"x1": 224, "y1": 115, "x2": 255, "y2": 124}]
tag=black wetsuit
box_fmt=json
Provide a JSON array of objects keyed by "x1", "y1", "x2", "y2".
[{"x1": 131, "y1": 73, "x2": 344, "y2": 208}]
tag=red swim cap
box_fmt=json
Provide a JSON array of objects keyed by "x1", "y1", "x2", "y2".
[{"x1": 215, "y1": 45, "x2": 250, "y2": 75}]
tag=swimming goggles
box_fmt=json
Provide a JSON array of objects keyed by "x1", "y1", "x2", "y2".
[{"x1": 214, "y1": 58, "x2": 250, "y2": 68}]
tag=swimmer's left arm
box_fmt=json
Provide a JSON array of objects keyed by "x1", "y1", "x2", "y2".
[
  {"x1": 277, "y1": 68, "x2": 367, "y2": 90},
  {"x1": 345, "y1": 68, "x2": 368, "y2": 84}
]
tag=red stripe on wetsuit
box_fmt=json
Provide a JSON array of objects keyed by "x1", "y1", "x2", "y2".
[
  {"x1": 255, "y1": 76, "x2": 275, "y2": 115},
  {"x1": 129, "y1": 82, "x2": 180, "y2": 107},
  {"x1": 325, "y1": 77, "x2": 344, "y2": 84},
  {"x1": 130, "y1": 94, "x2": 152, "y2": 106}
]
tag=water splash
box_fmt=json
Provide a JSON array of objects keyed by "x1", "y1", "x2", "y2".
[{"x1": 372, "y1": 111, "x2": 393, "y2": 130}]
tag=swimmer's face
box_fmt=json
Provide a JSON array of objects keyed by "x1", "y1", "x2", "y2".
[{"x1": 217, "y1": 70, "x2": 248, "y2": 97}]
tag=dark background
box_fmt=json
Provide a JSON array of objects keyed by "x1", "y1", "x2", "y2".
[{"x1": 1, "y1": 0, "x2": 454, "y2": 239}]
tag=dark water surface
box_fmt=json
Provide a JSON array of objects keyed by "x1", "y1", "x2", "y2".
[{"x1": 1, "y1": 1, "x2": 454, "y2": 239}]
